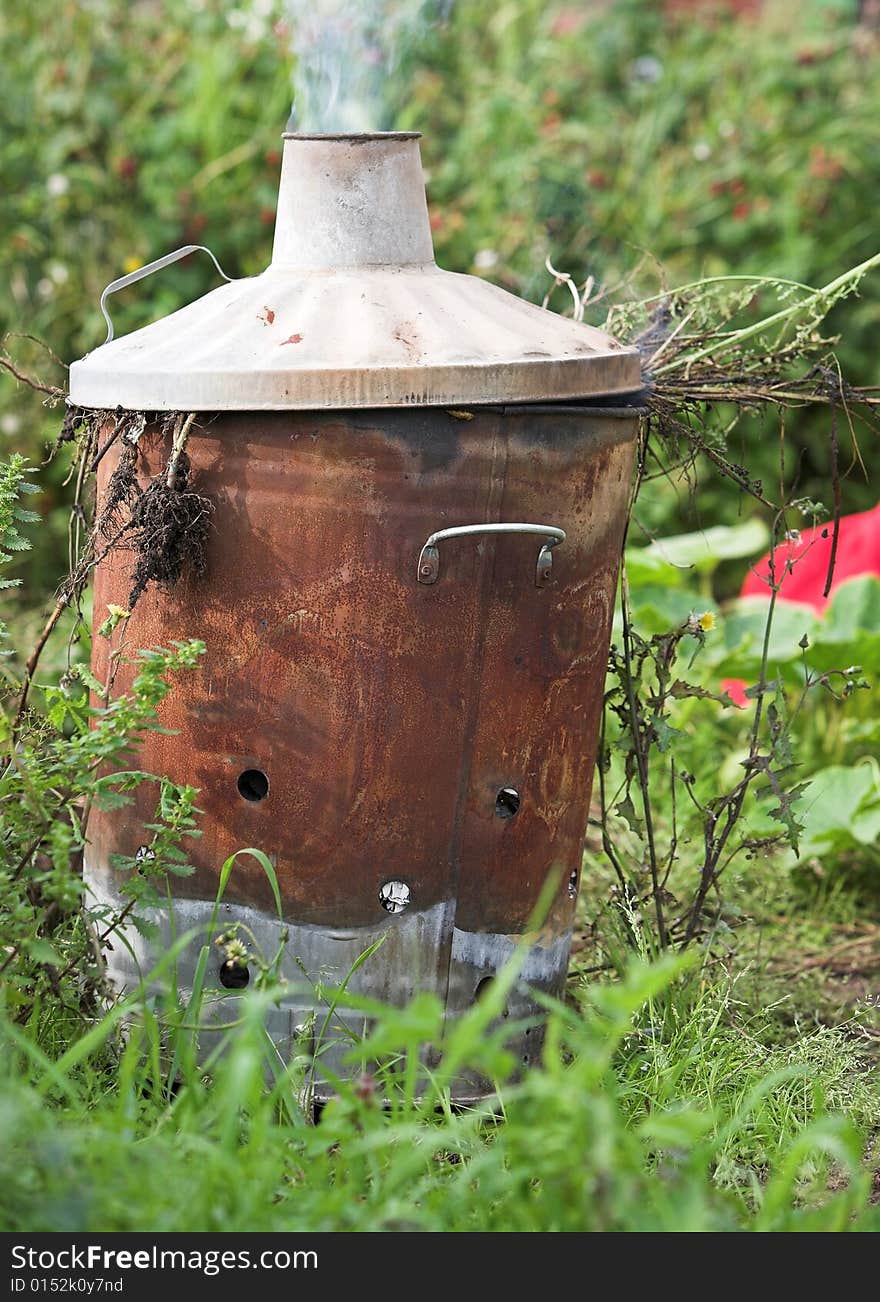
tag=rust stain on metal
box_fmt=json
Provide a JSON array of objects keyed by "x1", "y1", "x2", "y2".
[
  {"x1": 392, "y1": 322, "x2": 422, "y2": 364},
  {"x1": 89, "y1": 405, "x2": 637, "y2": 947},
  {"x1": 280, "y1": 332, "x2": 303, "y2": 345}
]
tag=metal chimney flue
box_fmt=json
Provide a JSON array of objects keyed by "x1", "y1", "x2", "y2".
[{"x1": 271, "y1": 132, "x2": 434, "y2": 268}]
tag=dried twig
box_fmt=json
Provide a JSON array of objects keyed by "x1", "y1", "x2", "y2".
[
  {"x1": 0, "y1": 353, "x2": 65, "y2": 400},
  {"x1": 13, "y1": 598, "x2": 69, "y2": 736},
  {"x1": 165, "y1": 412, "x2": 196, "y2": 489}
]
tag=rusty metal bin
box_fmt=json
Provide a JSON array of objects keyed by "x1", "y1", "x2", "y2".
[{"x1": 70, "y1": 133, "x2": 642, "y2": 1099}]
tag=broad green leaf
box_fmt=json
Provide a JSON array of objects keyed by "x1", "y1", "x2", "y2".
[
  {"x1": 821, "y1": 576, "x2": 880, "y2": 641},
  {"x1": 705, "y1": 597, "x2": 818, "y2": 678},
  {"x1": 636, "y1": 519, "x2": 770, "y2": 576},
  {"x1": 798, "y1": 762, "x2": 880, "y2": 857}
]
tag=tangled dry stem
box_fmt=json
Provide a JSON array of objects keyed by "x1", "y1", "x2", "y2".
[
  {"x1": 541, "y1": 258, "x2": 880, "y2": 949},
  {"x1": 87, "y1": 411, "x2": 214, "y2": 610},
  {"x1": 12, "y1": 406, "x2": 213, "y2": 736},
  {"x1": 124, "y1": 447, "x2": 213, "y2": 608}
]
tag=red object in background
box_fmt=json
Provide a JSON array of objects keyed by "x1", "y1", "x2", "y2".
[
  {"x1": 723, "y1": 504, "x2": 880, "y2": 707},
  {"x1": 741, "y1": 504, "x2": 880, "y2": 612}
]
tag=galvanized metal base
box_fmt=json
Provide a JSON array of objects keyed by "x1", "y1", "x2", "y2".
[{"x1": 86, "y1": 863, "x2": 569, "y2": 1102}]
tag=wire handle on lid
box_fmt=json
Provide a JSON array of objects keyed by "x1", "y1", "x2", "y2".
[{"x1": 99, "y1": 244, "x2": 233, "y2": 343}]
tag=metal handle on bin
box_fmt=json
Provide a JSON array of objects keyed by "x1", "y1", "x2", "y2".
[
  {"x1": 417, "y1": 523, "x2": 566, "y2": 588},
  {"x1": 98, "y1": 244, "x2": 233, "y2": 343}
]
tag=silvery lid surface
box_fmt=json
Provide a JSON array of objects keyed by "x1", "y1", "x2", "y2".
[{"x1": 69, "y1": 133, "x2": 642, "y2": 411}]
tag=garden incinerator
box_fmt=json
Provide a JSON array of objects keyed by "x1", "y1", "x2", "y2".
[{"x1": 69, "y1": 132, "x2": 643, "y2": 1097}]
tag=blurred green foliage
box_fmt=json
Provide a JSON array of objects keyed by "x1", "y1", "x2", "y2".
[
  {"x1": 1, "y1": 0, "x2": 878, "y2": 597},
  {"x1": 415, "y1": 0, "x2": 879, "y2": 318},
  {"x1": 593, "y1": 532, "x2": 880, "y2": 933},
  {"x1": 409, "y1": 0, "x2": 879, "y2": 531},
  {"x1": 0, "y1": 0, "x2": 290, "y2": 591},
  {"x1": 1, "y1": 0, "x2": 289, "y2": 362}
]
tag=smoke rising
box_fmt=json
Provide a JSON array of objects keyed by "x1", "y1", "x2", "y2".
[{"x1": 285, "y1": 0, "x2": 446, "y2": 133}]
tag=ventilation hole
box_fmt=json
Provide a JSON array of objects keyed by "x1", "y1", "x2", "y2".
[
  {"x1": 474, "y1": 976, "x2": 509, "y2": 1017},
  {"x1": 378, "y1": 880, "x2": 411, "y2": 914},
  {"x1": 495, "y1": 787, "x2": 521, "y2": 819},
  {"x1": 237, "y1": 769, "x2": 269, "y2": 802},
  {"x1": 568, "y1": 869, "x2": 579, "y2": 900},
  {"x1": 218, "y1": 961, "x2": 250, "y2": 989}
]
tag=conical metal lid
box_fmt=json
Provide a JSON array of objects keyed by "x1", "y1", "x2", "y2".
[{"x1": 69, "y1": 133, "x2": 641, "y2": 411}]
